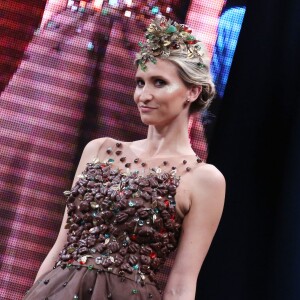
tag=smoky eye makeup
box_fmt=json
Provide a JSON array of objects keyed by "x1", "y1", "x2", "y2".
[
  {"x1": 134, "y1": 76, "x2": 168, "y2": 87},
  {"x1": 154, "y1": 78, "x2": 167, "y2": 86}
]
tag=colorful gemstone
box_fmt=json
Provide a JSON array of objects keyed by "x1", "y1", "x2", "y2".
[
  {"x1": 133, "y1": 264, "x2": 139, "y2": 270},
  {"x1": 150, "y1": 252, "x2": 157, "y2": 259},
  {"x1": 159, "y1": 228, "x2": 167, "y2": 234},
  {"x1": 104, "y1": 233, "x2": 110, "y2": 238},
  {"x1": 128, "y1": 200, "x2": 136, "y2": 207},
  {"x1": 164, "y1": 200, "x2": 170, "y2": 207},
  {"x1": 166, "y1": 25, "x2": 177, "y2": 33},
  {"x1": 130, "y1": 234, "x2": 137, "y2": 241},
  {"x1": 90, "y1": 202, "x2": 99, "y2": 209},
  {"x1": 108, "y1": 158, "x2": 114, "y2": 163},
  {"x1": 138, "y1": 220, "x2": 144, "y2": 226},
  {"x1": 95, "y1": 257, "x2": 103, "y2": 264},
  {"x1": 131, "y1": 289, "x2": 139, "y2": 294},
  {"x1": 88, "y1": 265, "x2": 94, "y2": 270}
]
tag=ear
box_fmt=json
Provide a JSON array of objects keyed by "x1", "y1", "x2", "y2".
[{"x1": 187, "y1": 85, "x2": 202, "y2": 102}]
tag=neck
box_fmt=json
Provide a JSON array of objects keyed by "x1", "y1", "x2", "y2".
[{"x1": 142, "y1": 116, "x2": 194, "y2": 157}]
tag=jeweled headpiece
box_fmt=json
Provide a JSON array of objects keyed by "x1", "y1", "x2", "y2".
[{"x1": 137, "y1": 16, "x2": 205, "y2": 71}]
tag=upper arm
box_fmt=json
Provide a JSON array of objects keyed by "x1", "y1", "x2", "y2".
[
  {"x1": 54, "y1": 138, "x2": 107, "y2": 246},
  {"x1": 165, "y1": 164, "x2": 226, "y2": 295}
]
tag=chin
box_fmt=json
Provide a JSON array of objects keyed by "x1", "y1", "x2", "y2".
[
  {"x1": 139, "y1": 115, "x2": 156, "y2": 126},
  {"x1": 140, "y1": 116, "x2": 168, "y2": 127}
]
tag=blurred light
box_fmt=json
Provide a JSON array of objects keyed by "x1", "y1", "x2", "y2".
[
  {"x1": 47, "y1": 20, "x2": 55, "y2": 28},
  {"x1": 101, "y1": 8, "x2": 109, "y2": 15},
  {"x1": 67, "y1": 0, "x2": 74, "y2": 8},
  {"x1": 166, "y1": 6, "x2": 172, "y2": 13},
  {"x1": 93, "y1": 0, "x2": 104, "y2": 11},
  {"x1": 125, "y1": 0, "x2": 132, "y2": 6},
  {"x1": 151, "y1": 6, "x2": 159, "y2": 14},
  {"x1": 124, "y1": 10, "x2": 132, "y2": 17},
  {"x1": 87, "y1": 41, "x2": 95, "y2": 51},
  {"x1": 71, "y1": 5, "x2": 78, "y2": 12},
  {"x1": 109, "y1": 0, "x2": 119, "y2": 7},
  {"x1": 79, "y1": 1, "x2": 87, "y2": 8},
  {"x1": 78, "y1": 1, "x2": 87, "y2": 12}
]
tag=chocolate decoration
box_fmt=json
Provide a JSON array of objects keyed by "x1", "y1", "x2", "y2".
[{"x1": 59, "y1": 155, "x2": 184, "y2": 292}]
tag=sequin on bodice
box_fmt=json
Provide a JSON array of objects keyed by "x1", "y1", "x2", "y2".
[{"x1": 58, "y1": 158, "x2": 182, "y2": 289}]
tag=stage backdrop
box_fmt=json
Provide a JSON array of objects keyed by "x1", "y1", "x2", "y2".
[{"x1": 0, "y1": 1, "x2": 236, "y2": 299}]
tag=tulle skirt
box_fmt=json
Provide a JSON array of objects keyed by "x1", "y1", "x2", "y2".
[{"x1": 23, "y1": 266, "x2": 161, "y2": 300}]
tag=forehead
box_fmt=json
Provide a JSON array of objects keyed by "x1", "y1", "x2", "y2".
[{"x1": 135, "y1": 58, "x2": 180, "y2": 79}]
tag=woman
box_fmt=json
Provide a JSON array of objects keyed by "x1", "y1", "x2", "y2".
[{"x1": 24, "y1": 16, "x2": 225, "y2": 300}]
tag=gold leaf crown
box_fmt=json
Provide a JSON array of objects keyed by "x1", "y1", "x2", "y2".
[{"x1": 136, "y1": 16, "x2": 205, "y2": 71}]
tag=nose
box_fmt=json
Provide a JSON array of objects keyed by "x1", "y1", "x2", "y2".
[{"x1": 137, "y1": 84, "x2": 153, "y2": 102}]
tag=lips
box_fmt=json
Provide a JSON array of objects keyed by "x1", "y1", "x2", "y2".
[
  {"x1": 140, "y1": 106, "x2": 156, "y2": 109},
  {"x1": 139, "y1": 106, "x2": 157, "y2": 113}
]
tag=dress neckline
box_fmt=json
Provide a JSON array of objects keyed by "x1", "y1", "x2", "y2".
[{"x1": 97, "y1": 139, "x2": 202, "y2": 177}]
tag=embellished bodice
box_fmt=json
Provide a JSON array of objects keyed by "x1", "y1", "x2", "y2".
[
  {"x1": 56, "y1": 138, "x2": 203, "y2": 293},
  {"x1": 58, "y1": 157, "x2": 183, "y2": 288}
]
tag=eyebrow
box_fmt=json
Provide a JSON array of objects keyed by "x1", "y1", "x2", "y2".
[{"x1": 135, "y1": 75, "x2": 168, "y2": 81}]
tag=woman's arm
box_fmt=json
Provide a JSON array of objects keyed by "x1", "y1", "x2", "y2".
[
  {"x1": 33, "y1": 138, "x2": 106, "y2": 282},
  {"x1": 163, "y1": 164, "x2": 226, "y2": 300}
]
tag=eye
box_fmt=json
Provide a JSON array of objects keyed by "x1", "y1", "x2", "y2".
[
  {"x1": 135, "y1": 79, "x2": 144, "y2": 87},
  {"x1": 154, "y1": 79, "x2": 166, "y2": 87}
]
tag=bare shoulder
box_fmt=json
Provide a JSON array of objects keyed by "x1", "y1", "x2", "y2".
[
  {"x1": 84, "y1": 137, "x2": 114, "y2": 149},
  {"x1": 194, "y1": 163, "x2": 226, "y2": 188},
  {"x1": 84, "y1": 137, "x2": 121, "y2": 155},
  {"x1": 189, "y1": 163, "x2": 226, "y2": 208}
]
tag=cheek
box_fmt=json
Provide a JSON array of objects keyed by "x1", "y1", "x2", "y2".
[{"x1": 165, "y1": 83, "x2": 184, "y2": 95}]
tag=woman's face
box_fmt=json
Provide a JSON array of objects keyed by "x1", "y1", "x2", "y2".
[{"x1": 134, "y1": 58, "x2": 192, "y2": 126}]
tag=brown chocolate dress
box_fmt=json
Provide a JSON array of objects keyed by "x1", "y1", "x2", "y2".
[{"x1": 24, "y1": 143, "x2": 200, "y2": 300}]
